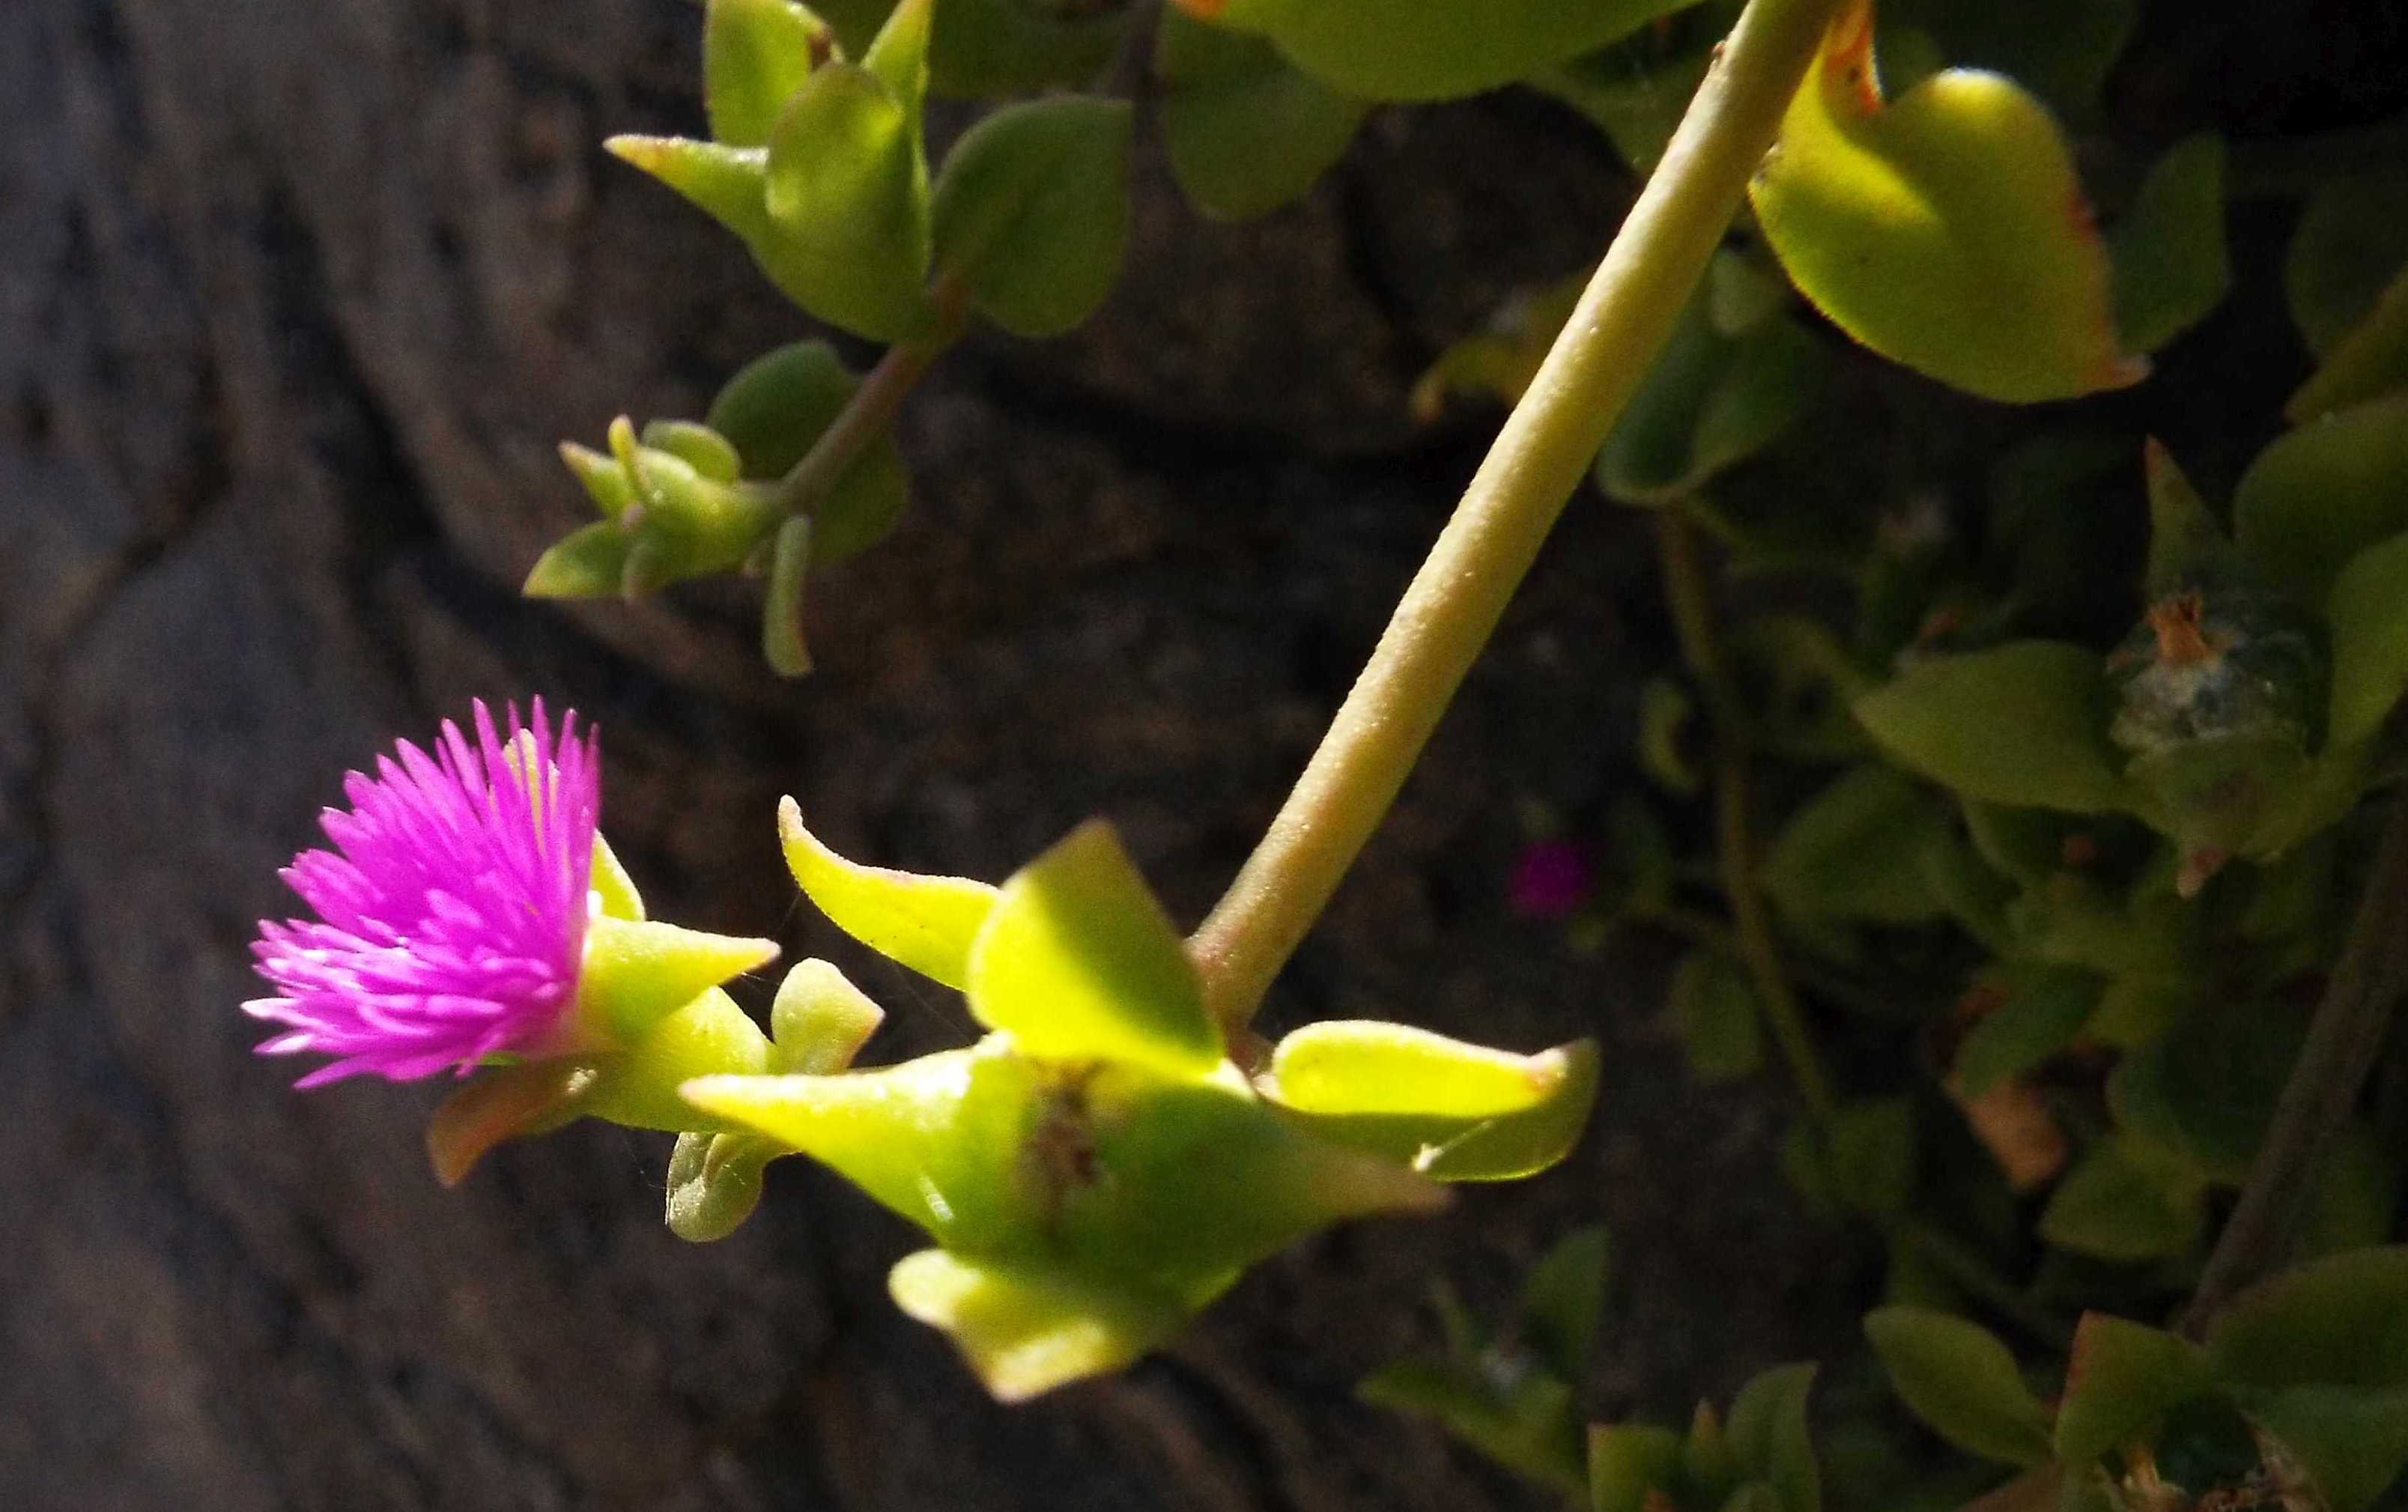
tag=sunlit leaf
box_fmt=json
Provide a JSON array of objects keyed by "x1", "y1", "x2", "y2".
[
  {"x1": 1265, "y1": 1024, "x2": 1601, "y2": 1181},
  {"x1": 577, "y1": 916, "x2": 780, "y2": 1045},
  {"x1": 1863, "y1": 1305, "x2": 2053, "y2": 1465},
  {"x1": 888, "y1": 1249, "x2": 1189, "y2": 1403},
  {"x1": 1155, "y1": 12, "x2": 1364, "y2": 222},
  {"x1": 705, "y1": 0, "x2": 830, "y2": 148},
  {"x1": 965, "y1": 821, "x2": 1221, "y2": 1075},
  {"x1": 779, "y1": 795, "x2": 998, "y2": 990},
  {"x1": 1749, "y1": 1, "x2": 2144, "y2": 403},
  {"x1": 664, "y1": 1129, "x2": 776, "y2": 1242},
  {"x1": 766, "y1": 957, "x2": 885, "y2": 1074}
]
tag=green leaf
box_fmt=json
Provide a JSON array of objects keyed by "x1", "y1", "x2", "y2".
[
  {"x1": 580, "y1": 986, "x2": 777, "y2": 1132},
  {"x1": 705, "y1": 0, "x2": 831, "y2": 148},
  {"x1": 2206, "y1": 1247, "x2": 2408, "y2": 1393},
  {"x1": 931, "y1": 97, "x2": 1132, "y2": 338},
  {"x1": 1155, "y1": 12, "x2": 1364, "y2": 222},
  {"x1": 2233, "y1": 390, "x2": 2408, "y2": 606},
  {"x1": 2110, "y1": 133, "x2": 2230, "y2": 353},
  {"x1": 811, "y1": 0, "x2": 1123, "y2": 98},
  {"x1": 685, "y1": 1045, "x2": 1036, "y2": 1245},
  {"x1": 965, "y1": 821, "x2": 1222, "y2": 1075},
  {"x1": 2248, "y1": 1384, "x2": 2408, "y2": 1512},
  {"x1": 2284, "y1": 169, "x2": 2408, "y2": 358},
  {"x1": 1953, "y1": 965, "x2": 2099, "y2": 1098},
  {"x1": 761, "y1": 60, "x2": 932, "y2": 340},
  {"x1": 2289, "y1": 260, "x2": 2408, "y2": 422},
  {"x1": 1726, "y1": 1364, "x2": 1820, "y2": 1512},
  {"x1": 1589, "y1": 1423, "x2": 1687, "y2": 1512},
  {"x1": 1363, "y1": 1358, "x2": 1588, "y2": 1493},
  {"x1": 589, "y1": 833, "x2": 646, "y2": 922},
  {"x1": 524, "y1": 520, "x2": 634, "y2": 599},
  {"x1": 1670, "y1": 950, "x2": 1764, "y2": 1084},
  {"x1": 1517, "y1": 1225, "x2": 1611, "y2": 1382},
  {"x1": 2037, "y1": 1136, "x2": 2206, "y2": 1263},
  {"x1": 1595, "y1": 263, "x2": 1828, "y2": 505},
  {"x1": 576, "y1": 916, "x2": 781, "y2": 1045},
  {"x1": 664, "y1": 1130, "x2": 776, "y2": 1242},
  {"x1": 607, "y1": 134, "x2": 779, "y2": 248},
  {"x1": 779, "y1": 796, "x2": 998, "y2": 989},
  {"x1": 1854, "y1": 642, "x2": 2126, "y2": 813},
  {"x1": 888, "y1": 1248, "x2": 1188, "y2": 1403},
  {"x1": 766, "y1": 958, "x2": 885, "y2": 1074},
  {"x1": 1195, "y1": 0, "x2": 1693, "y2": 103},
  {"x1": 1748, "y1": 1, "x2": 2145, "y2": 403},
  {"x1": 762, "y1": 514, "x2": 813, "y2": 677},
  {"x1": 640, "y1": 419, "x2": 743, "y2": 482},
  {"x1": 2051, "y1": 1313, "x2": 2213, "y2": 1464},
  {"x1": 708, "y1": 343, "x2": 909, "y2": 567},
  {"x1": 1863, "y1": 1305, "x2": 2054, "y2": 1466},
  {"x1": 2105, "y1": 993, "x2": 2294, "y2": 1182},
  {"x1": 2326, "y1": 529, "x2": 2408, "y2": 748},
  {"x1": 1761, "y1": 764, "x2": 1954, "y2": 925},
  {"x1": 1825, "y1": 1098, "x2": 1917, "y2": 1222},
  {"x1": 1264, "y1": 1024, "x2": 1601, "y2": 1181}
]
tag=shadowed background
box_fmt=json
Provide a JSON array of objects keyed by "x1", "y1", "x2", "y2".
[{"x1": 4, "y1": 0, "x2": 2401, "y2": 1508}]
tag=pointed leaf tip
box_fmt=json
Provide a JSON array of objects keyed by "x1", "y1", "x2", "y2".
[
  {"x1": 965, "y1": 820, "x2": 1222, "y2": 1075},
  {"x1": 777, "y1": 795, "x2": 998, "y2": 989},
  {"x1": 888, "y1": 1249, "x2": 1186, "y2": 1402},
  {"x1": 577, "y1": 915, "x2": 780, "y2": 1045}
]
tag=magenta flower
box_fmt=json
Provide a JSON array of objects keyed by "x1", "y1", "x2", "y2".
[
  {"x1": 1509, "y1": 839, "x2": 1593, "y2": 920},
  {"x1": 246, "y1": 700, "x2": 601, "y2": 1087}
]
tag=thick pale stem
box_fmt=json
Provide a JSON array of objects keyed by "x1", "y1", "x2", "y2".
[
  {"x1": 1187, "y1": 0, "x2": 1845, "y2": 1027},
  {"x1": 2180, "y1": 799, "x2": 2408, "y2": 1336}
]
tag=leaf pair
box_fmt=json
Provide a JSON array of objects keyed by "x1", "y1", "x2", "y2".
[{"x1": 616, "y1": 0, "x2": 1132, "y2": 342}]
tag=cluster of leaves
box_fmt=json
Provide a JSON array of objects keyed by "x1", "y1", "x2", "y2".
[
  {"x1": 1389, "y1": 0, "x2": 2408, "y2": 1506},
  {"x1": 662, "y1": 804, "x2": 1598, "y2": 1397}
]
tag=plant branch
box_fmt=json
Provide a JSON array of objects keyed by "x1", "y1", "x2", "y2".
[
  {"x1": 2180, "y1": 797, "x2": 2408, "y2": 1337},
  {"x1": 1186, "y1": 0, "x2": 1846, "y2": 1028},
  {"x1": 771, "y1": 282, "x2": 968, "y2": 520}
]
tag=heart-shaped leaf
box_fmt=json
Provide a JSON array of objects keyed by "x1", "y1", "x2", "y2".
[
  {"x1": 1749, "y1": 1, "x2": 2145, "y2": 403},
  {"x1": 2052, "y1": 1313, "x2": 2213, "y2": 1464},
  {"x1": 708, "y1": 341, "x2": 909, "y2": 565},
  {"x1": 2233, "y1": 390, "x2": 2408, "y2": 605}
]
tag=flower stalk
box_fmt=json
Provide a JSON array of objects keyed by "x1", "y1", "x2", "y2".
[{"x1": 1187, "y1": 0, "x2": 1852, "y2": 1028}]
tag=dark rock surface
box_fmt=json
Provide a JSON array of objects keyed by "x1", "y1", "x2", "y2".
[{"x1": 1, "y1": 3, "x2": 1846, "y2": 1508}]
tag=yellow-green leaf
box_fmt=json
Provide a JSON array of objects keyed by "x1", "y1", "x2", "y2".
[
  {"x1": 2051, "y1": 1313, "x2": 2212, "y2": 1465},
  {"x1": 2327, "y1": 529, "x2": 2408, "y2": 749},
  {"x1": 705, "y1": 0, "x2": 830, "y2": 148},
  {"x1": 778, "y1": 795, "x2": 998, "y2": 989},
  {"x1": 2289, "y1": 260, "x2": 2408, "y2": 423},
  {"x1": 888, "y1": 1249, "x2": 1189, "y2": 1403},
  {"x1": 1263, "y1": 1025, "x2": 1600, "y2": 1181},
  {"x1": 1863, "y1": 1305, "x2": 2053, "y2": 1465},
  {"x1": 1748, "y1": 1, "x2": 2145, "y2": 403},
  {"x1": 964, "y1": 821, "x2": 1222, "y2": 1075}
]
